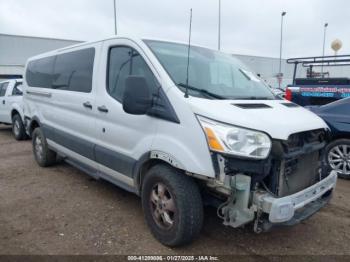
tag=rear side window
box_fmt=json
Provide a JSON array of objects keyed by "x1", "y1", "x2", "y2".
[
  {"x1": 26, "y1": 57, "x2": 55, "y2": 88},
  {"x1": 107, "y1": 46, "x2": 158, "y2": 102},
  {"x1": 0, "y1": 82, "x2": 9, "y2": 96},
  {"x1": 26, "y1": 48, "x2": 95, "y2": 93},
  {"x1": 52, "y1": 48, "x2": 95, "y2": 93}
]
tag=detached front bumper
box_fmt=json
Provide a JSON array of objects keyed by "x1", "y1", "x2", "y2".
[{"x1": 253, "y1": 171, "x2": 337, "y2": 224}]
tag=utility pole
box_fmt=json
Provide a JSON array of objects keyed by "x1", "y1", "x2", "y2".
[
  {"x1": 218, "y1": 0, "x2": 221, "y2": 50},
  {"x1": 321, "y1": 23, "x2": 328, "y2": 76},
  {"x1": 113, "y1": 0, "x2": 118, "y2": 35},
  {"x1": 278, "y1": 11, "x2": 286, "y2": 88}
]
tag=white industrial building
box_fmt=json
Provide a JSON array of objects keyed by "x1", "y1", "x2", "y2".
[
  {"x1": 1, "y1": 34, "x2": 347, "y2": 88},
  {"x1": 0, "y1": 34, "x2": 81, "y2": 81}
]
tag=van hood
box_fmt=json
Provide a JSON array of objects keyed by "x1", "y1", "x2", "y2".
[{"x1": 188, "y1": 98, "x2": 328, "y2": 140}]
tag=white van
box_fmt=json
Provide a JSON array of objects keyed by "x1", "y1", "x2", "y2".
[
  {"x1": 23, "y1": 37, "x2": 337, "y2": 246},
  {"x1": 0, "y1": 79, "x2": 27, "y2": 140}
]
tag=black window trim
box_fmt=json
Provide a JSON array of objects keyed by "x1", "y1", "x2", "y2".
[
  {"x1": 105, "y1": 43, "x2": 180, "y2": 124},
  {"x1": 26, "y1": 47, "x2": 96, "y2": 93},
  {"x1": 26, "y1": 55, "x2": 56, "y2": 90},
  {"x1": 52, "y1": 47, "x2": 95, "y2": 93},
  {"x1": 106, "y1": 44, "x2": 161, "y2": 104}
]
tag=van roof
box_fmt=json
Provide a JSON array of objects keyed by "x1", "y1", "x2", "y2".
[{"x1": 26, "y1": 35, "x2": 219, "y2": 62}]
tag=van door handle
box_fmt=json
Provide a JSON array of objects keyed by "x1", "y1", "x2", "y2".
[
  {"x1": 83, "y1": 101, "x2": 92, "y2": 109},
  {"x1": 2, "y1": 100, "x2": 4, "y2": 105},
  {"x1": 97, "y1": 105, "x2": 109, "y2": 113}
]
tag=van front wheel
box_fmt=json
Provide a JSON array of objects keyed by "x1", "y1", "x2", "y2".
[
  {"x1": 141, "y1": 164, "x2": 203, "y2": 247},
  {"x1": 32, "y1": 127, "x2": 56, "y2": 167}
]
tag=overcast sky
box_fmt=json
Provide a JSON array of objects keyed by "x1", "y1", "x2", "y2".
[{"x1": 0, "y1": 0, "x2": 349, "y2": 58}]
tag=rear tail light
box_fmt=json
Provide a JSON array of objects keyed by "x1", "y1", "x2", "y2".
[{"x1": 285, "y1": 88, "x2": 292, "y2": 101}]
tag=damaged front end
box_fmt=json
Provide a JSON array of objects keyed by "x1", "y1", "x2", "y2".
[{"x1": 206, "y1": 129, "x2": 337, "y2": 232}]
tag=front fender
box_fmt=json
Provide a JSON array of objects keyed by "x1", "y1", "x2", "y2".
[{"x1": 150, "y1": 133, "x2": 216, "y2": 178}]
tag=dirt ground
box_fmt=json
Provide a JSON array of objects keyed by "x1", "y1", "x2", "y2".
[{"x1": 0, "y1": 125, "x2": 349, "y2": 256}]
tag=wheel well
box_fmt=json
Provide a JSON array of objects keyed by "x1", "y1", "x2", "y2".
[
  {"x1": 332, "y1": 135, "x2": 350, "y2": 141},
  {"x1": 29, "y1": 120, "x2": 40, "y2": 136},
  {"x1": 11, "y1": 110, "x2": 20, "y2": 120},
  {"x1": 136, "y1": 159, "x2": 183, "y2": 194}
]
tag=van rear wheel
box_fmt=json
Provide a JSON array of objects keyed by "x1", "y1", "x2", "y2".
[
  {"x1": 32, "y1": 127, "x2": 57, "y2": 167},
  {"x1": 141, "y1": 164, "x2": 203, "y2": 246}
]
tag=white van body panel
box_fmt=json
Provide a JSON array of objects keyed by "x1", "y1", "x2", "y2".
[
  {"x1": 151, "y1": 86, "x2": 216, "y2": 177},
  {"x1": 24, "y1": 43, "x2": 100, "y2": 146},
  {"x1": 94, "y1": 38, "x2": 157, "y2": 169},
  {"x1": 95, "y1": 38, "x2": 216, "y2": 178}
]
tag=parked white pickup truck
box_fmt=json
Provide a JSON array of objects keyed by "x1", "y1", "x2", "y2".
[{"x1": 0, "y1": 79, "x2": 27, "y2": 140}]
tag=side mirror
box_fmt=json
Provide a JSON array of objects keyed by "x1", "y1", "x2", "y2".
[{"x1": 123, "y1": 76, "x2": 152, "y2": 115}]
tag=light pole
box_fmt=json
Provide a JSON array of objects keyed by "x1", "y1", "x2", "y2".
[
  {"x1": 278, "y1": 11, "x2": 286, "y2": 88},
  {"x1": 113, "y1": 0, "x2": 118, "y2": 35},
  {"x1": 218, "y1": 0, "x2": 221, "y2": 51},
  {"x1": 321, "y1": 23, "x2": 328, "y2": 75}
]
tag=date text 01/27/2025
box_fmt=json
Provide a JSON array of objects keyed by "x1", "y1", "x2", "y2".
[{"x1": 127, "y1": 256, "x2": 219, "y2": 261}]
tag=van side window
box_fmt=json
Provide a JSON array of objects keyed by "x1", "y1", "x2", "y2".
[
  {"x1": 0, "y1": 82, "x2": 9, "y2": 97},
  {"x1": 26, "y1": 56, "x2": 55, "y2": 88},
  {"x1": 107, "y1": 46, "x2": 158, "y2": 102},
  {"x1": 52, "y1": 48, "x2": 95, "y2": 93}
]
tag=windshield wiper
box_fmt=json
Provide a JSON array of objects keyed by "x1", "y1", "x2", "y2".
[{"x1": 177, "y1": 83, "x2": 225, "y2": 99}]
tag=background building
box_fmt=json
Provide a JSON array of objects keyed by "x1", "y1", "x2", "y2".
[{"x1": 0, "y1": 34, "x2": 81, "y2": 81}]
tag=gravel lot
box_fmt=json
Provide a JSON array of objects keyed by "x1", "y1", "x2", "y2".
[{"x1": 0, "y1": 125, "x2": 349, "y2": 256}]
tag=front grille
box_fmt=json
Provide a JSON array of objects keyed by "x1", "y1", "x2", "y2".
[
  {"x1": 285, "y1": 129, "x2": 326, "y2": 153},
  {"x1": 278, "y1": 151, "x2": 322, "y2": 197},
  {"x1": 223, "y1": 129, "x2": 328, "y2": 197},
  {"x1": 274, "y1": 129, "x2": 328, "y2": 197}
]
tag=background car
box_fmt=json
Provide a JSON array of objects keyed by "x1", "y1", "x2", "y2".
[
  {"x1": 0, "y1": 79, "x2": 27, "y2": 140},
  {"x1": 308, "y1": 98, "x2": 350, "y2": 179}
]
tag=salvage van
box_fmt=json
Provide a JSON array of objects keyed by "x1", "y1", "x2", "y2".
[{"x1": 22, "y1": 36, "x2": 337, "y2": 246}]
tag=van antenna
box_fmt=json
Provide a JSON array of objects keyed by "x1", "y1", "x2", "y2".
[{"x1": 184, "y1": 8, "x2": 193, "y2": 98}]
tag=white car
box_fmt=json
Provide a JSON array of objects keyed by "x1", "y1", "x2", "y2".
[
  {"x1": 22, "y1": 36, "x2": 337, "y2": 246},
  {"x1": 0, "y1": 79, "x2": 27, "y2": 140}
]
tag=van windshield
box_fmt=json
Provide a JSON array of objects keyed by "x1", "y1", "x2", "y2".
[{"x1": 145, "y1": 40, "x2": 276, "y2": 100}]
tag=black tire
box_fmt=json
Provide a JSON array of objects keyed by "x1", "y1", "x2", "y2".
[
  {"x1": 325, "y1": 139, "x2": 350, "y2": 179},
  {"x1": 12, "y1": 114, "x2": 27, "y2": 141},
  {"x1": 32, "y1": 127, "x2": 57, "y2": 167},
  {"x1": 141, "y1": 164, "x2": 203, "y2": 247}
]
